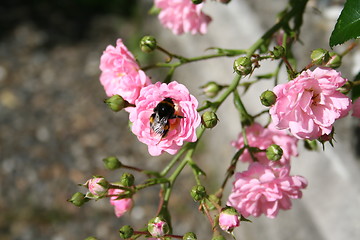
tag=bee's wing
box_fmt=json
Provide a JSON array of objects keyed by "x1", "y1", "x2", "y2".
[{"x1": 150, "y1": 114, "x2": 169, "y2": 140}]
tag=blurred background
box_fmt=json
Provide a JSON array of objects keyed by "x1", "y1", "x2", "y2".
[{"x1": 1, "y1": 0, "x2": 360, "y2": 240}]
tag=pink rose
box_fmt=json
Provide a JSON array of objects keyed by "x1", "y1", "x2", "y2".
[
  {"x1": 352, "y1": 98, "x2": 360, "y2": 118},
  {"x1": 109, "y1": 188, "x2": 133, "y2": 218},
  {"x1": 129, "y1": 81, "x2": 200, "y2": 156},
  {"x1": 154, "y1": 0, "x2": 212, "y2": 35},
  {"x1": 99, "y1": 39, "x2": 151, "y2": 104},
  {"x1": 270, "y1": 67, "x2": 351, "y2": 140},
  {"x1": 227, "y1": 162, "x2": 307, "y2": 218},
  {"x1": 232, "y1": 122, "x2": 298, "y2": 166}
]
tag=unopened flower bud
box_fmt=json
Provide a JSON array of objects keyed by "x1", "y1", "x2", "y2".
[
  {"x1": 338, "y1": 80, "x2": 352, "y2": 94},
  {"x1": 103, "y1": 156, "x2": 122, "y2": 170},
  {"x1": 201, "y1": 81, "x2": 223, "y2": 98},
  {"x1": 140, "y1": 36, "x2": 157, "y2": 53},
  {"x1": 260, "y1": 90, "x2": 277, "y2": 107},
  {"x1": 201, "y1": 111, "x2": 218, "y2": 128},
  {"x1": 266, "y1": 144, "x2": 283, "y2": 161},
  {"x1": 318, "y1": 128, "x2": 335, "y2": 147},
  {"x1": 87, "y1": 177, "x2": 109, "y2": 196},
  {"x1": 148, "y1": 216, "x2": 170, "y2": 237},
  {"x1": 311, "y1": 48, "x2": 330, "y2": 65},
  {"x1": 192, "y1": 0, "x2": 203, "y2": 4},
  {"x1": 219, "y1": 206, "x2": 240, "y2": 232},
  {"x1": 183, "y1": 232, "x2": 197, "y2": 240},
  {"x1": 119, "y1": 225, "x2": 134, "y2": 239},
  {"x1": 304, "y1": 139, "x2": 318, "y2": 151},
  {"x1": 104, "y1": 95, "x2": 129, "y2": 112},
  {"x1": 271, "y1": 46, "x2": 285, "y2": 59},
  {"x1": 190, "y1": 185, "x2": 207, "y2": 202},
  {"x1": 233, "y1": 57, "x2": 252, "y2": 76},
  {"x1": 68, "y1": 192, "x2": 88, "y2": 207},
  {"x1": 325, "y1": 52, "x2": 342, "y2": 69},
  {"x1": 120, "y1": 172, "x2": 135, "y2": 187}
]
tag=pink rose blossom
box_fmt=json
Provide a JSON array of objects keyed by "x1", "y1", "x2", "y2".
[
  {"x1": 129, "y1": 81, "x2": 201, "y2": 156},
  {"x1": 352, "y1": 98, "x2": 360, "y2": 118},
  {"x1": 227, "y1": 162, "x2": 307, "y2": 218},
  {"x1": 232, "y1": 122, "x2": 298, "y2": 166},
  {"x1": 109, "y1": 188, "x2": 133, "y2": 218},
  {"x1": 270, "y1": 67, "x2": 351, "y2": 140},
  {"x1": 99, "y1": 39, "x2": 151, "y2": 104},
  {"x1": 155, "y1": 0, "x2": 212, "y2": 35}
]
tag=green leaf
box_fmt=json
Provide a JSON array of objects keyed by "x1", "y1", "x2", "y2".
[{"x1": 329, "y1": 0, "x2": 360, "y2": 47}]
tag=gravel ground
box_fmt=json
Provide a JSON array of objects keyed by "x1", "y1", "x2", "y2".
[{"x1": 0, "y1": 1, "x2": 160, "y2": 240}]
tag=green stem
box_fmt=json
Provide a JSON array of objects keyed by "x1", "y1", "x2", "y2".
[{"x1": 160, "y1": 143, "x2": 189, "y2": 177}]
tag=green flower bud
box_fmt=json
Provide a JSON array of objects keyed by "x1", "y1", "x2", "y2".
[
  {"x1": 190, "y1": 185, "x2": 207, "y2": 202},
  {"x1": 103, "y1": 156, "x2": 123, "y2": 170},
  {"x1": 272, "y1": 46, "x2": 285, "y2": 59},
  {"x1": 325, "y1": 52, "x2": 342, "y2": 69},
  {"x1": 119, "y1": 225, "x2": 134, "y2": 239},
  {"x1": 148, "y1": 217, "x2": 170, "y2": 237},
  {"x1": 304, "y1": 139, "x2": 318, "y2": 151},
  {"x1": 183, "y1": 232, "x2": 197, "y2": 240},
  {"x1": 68, "y1": 192, "x2": 88, "y2": 207},
  {"x1": 337, "y1": 80, "x2": 352, "y2": 95},
  {"x1": 192, "y1": 0, "x2": 203, "y2": 4},
  {"x1": 311, "y1": 48, "x2": 330, "y2": 65},
  {"x1": 104, "y1": 95, "x2": 129, "y2": 112},
  {"x1": 140, "y1": 36, "x2": 157, "y2": 53},
  {"x1": 201, "y1": 81, "x2": 223, "y2": 98},
  {"x1": 84, "y1": 237, "x2": 98, "y2": 240},
  {"x1": 233, "y1": 57, "x2": 252, "y2": 76},
  {"x1": 120, "y1": 172, "x2": 135, "y2": 187},
  {"x1": 266, "y1": 144, "x2": 283, "y2": 161},
  {"x1": 260, "y1": 90, "x2": 277, "y2": 107},
  {"x1": 201, "y1": 111, "x2": 219, "y2": 128}
]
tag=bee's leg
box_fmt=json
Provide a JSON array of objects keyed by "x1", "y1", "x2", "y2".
[{"x1": 170, "y1": 115, "x2": 185, "y2": 119}]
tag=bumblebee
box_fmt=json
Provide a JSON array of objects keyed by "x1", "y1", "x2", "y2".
[{"x1": 150, "y1": 97, "x2": 184, "y2": 139}]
